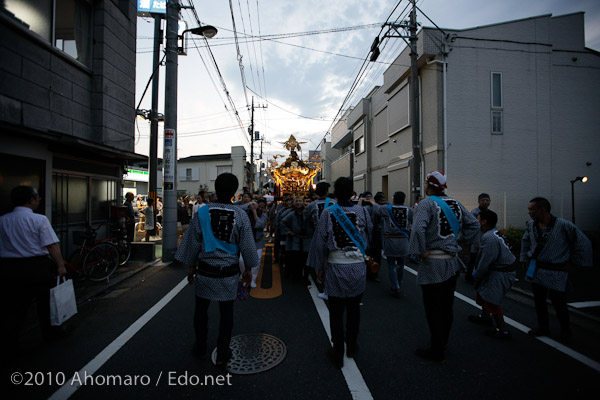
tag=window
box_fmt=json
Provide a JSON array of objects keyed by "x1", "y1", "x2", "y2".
[
  {"x1": 186, "y1": 168, "x2": 192, "y2": 181},
  {"x1": 388, "y1": 80, "x2": 409, "y2": 135},
  {"x1": 52, "y1": 174, "x2": 88, "y2": 225},
  {"x1": 0, "y1": 153, "x2": 45, "y2": 216},
  {"x1": 217, "y1": 166, "x2": 232, "y2": 175},
  {"x1": 354, "y1": 136, "x2": 364, "y2": 155},
  {"x1": 90, "y1": 178, "x2": 116, "y2": 221},
  {"x1": 4, "y1": 0, "x2": 93, "y2": 66},
  {"x1": 492, "y1": 111, "x2": 503, "y2": 134},
  {"x1": 374, "y1": 108, "x2": 388, "y2": 145},
  {"x1": 491, "y1": 72, "x2": 503, "y2": 134}
]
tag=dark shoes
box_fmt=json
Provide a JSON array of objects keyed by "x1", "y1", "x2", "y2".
[
  {"x1": 191, "y1": 344, "x2": 208, "y2": 359},
  {"x1": 329, "y1": 347, "x2": 344, "y2": 368},
  {"x1": 390, "y1": 288, "x2": 405, "y2": 298},
  {"x1": 415, "y1": 347, "x2": 445, "y2": 363},
  {"x1": 468, "y1": 314, "x2": 493, "y2": 326},
  {"x1": 346, "y1": 343, "x2": 359, "y2": 358},
  {"x1": 215, "y1": 348, "x2": 232, "y2": 370},
  {"x1": 484, "y1": 328, "x2": 512, "y2": 340},
  {"x1": 42, "y1": 324, "x2": 73, "y2": 342}
]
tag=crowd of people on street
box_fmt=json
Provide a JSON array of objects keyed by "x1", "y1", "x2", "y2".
[
  {"x1": 173, "y1": 170, "x2": 593, "y2": 368},
  {"x1": 0, "y1": 168, "x2": 593, "y2": 370}
]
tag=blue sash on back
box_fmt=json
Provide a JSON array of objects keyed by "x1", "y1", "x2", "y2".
[
  {"x1": 197, "y1": 205, "x2": 239, "y2": 255},
  {"x1": 387, "y1": 204, "x2": 409, "y2": 238},
  {"x1": 429, "y1": 195, "x2": 461, "y2": 238},
  {"x1": 329, "y1": 203, "x2": 366, "y2": 256}
]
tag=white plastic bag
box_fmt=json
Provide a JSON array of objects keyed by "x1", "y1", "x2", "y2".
[{"x1": 50, "y1": 276, "x2": 78, "y2": 326}]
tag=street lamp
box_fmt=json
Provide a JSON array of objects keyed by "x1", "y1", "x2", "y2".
[
  {"x1": 136, "y1": 109, "x2": 164, "y2": 122},
  {"x1": 179, "y1": 24, "x2": 218, "y2": 54},
  {"x1": 570, "y1": 176, "x2": 588, "y2": 224}
]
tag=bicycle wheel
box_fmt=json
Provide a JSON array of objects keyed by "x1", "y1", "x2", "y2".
[
  {"x1": 117, "y1": 239, "x2": 131, "y2": 265},
  {"x1": 84, "y1": 242, "x2": 119, "y2": 282},
  {"x1": 67, "y1": 250, "x2": 87, "y2": 281}
]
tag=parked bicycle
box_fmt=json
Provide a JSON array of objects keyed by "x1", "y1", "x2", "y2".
[
  {"x1": 65, "y1": 225, "x2": 120, "y2": 282},
  {"x1": 107, "y1": 220, "x2": 132, "y2": 266}
]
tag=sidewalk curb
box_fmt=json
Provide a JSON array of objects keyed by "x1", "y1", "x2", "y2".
[
  {"x1": 75, "y1": 258, "x2": 166, "y2": 305},
  {"x1": 510, "y1": 285, "x2": 600, "y2": 324}
]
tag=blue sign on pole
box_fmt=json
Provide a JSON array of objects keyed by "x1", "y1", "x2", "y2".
[{"x1": 137, "y1": 0, "x2": 167, "y2": 15}]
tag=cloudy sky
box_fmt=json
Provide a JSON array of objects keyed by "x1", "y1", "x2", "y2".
[{"x1": 134, "y1": 0, "x2": 600, "y2": 163}]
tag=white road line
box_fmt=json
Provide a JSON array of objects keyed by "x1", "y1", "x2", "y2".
[
  {"x1": 404, "y1": 265, "x2": 600, "y2": 372},
  {"x1": 307, "y1": 277, "x2": 373, "y2": 400},
  {"x1": 49, "y1": 277, "x2": 189, "y2": 400},
  {"x1": 568, "y1": 301, "x2": 600, "y2": 309}
]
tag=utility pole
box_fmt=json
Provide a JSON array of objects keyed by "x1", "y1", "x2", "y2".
[
  {"x1": 148, "y1": 14, "x2": 162, "y2": 208},
  {"x1": 258, "y1": 136, "x2": 270, "y2": 193},
  {"x1": 368, "y1": 0, "x2": 421, "y2": 205},
  {"x1": 248, "y1": 97, "x2": 255, "y2": 193},
  {"x1": 247, "y1": 96, "x2": 267, "y2": 193},
  {"x1": 409, "y1": 0, "x2": 422, "y2": 205},
  {"x1": 162, "y1": 0, "x2": 180, "y2": 262}
]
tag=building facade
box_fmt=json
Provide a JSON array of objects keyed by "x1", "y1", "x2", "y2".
[
  {"x1": 328, "y1": 12, "x2": 599, "y2": 230},
  {"x1": 330, "y1": 108, "x2": 353, "y2": 182},
  {"x1": 0, "y1": 0, "x2": 141, "y2": 254},
  {"x1": 177, "y1": 146, "x2": 247, "y2": 197}
]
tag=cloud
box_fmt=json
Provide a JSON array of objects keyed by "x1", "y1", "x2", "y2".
[{"x1": 135, "y1": 0, "x2": 600, "y2": 160}]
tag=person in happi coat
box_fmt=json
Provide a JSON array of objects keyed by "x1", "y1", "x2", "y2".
[
  {"x1": 468, "y1": 209, "x2": 516, "y2": 339},
  {"x1": 521, "y1": 197, "x2": 592, "y2": 343},
  {"x1": 242, "y1": 197, "x2": 268, "y2": 288},
  {"x1": 175, "y1": 173, "x2": 258, "y2": 368},
  {"x1": 281, "y1": 197, "x2": 310, "y2": 283},
  {"x1": 275, "y1": 196, "x2": 294, "y2": 272},
  {"x1": 409, "y1": 171, "x2": 479, "y2": 362},
  {"x1": 465, "y1": 193, "x2": 491, "y2": 284},
  {"x1": 307, "y1": 177, "x2": 372, "y2": 368},
  {"x1": 375, "y1": 191, "x2": 413, "y2": 298}
]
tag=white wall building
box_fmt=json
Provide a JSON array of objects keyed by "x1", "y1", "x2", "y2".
[
  {"x1": 329, "y1": 12, "x2": 599, "y2": 230},
  {"x1": 177, "y1": 146, "x2": 248, "y2": 197}
]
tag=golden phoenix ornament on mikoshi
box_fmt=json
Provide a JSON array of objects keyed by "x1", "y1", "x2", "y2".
[{"x1": 270, "y1": 135, "x2": 321, "y2": 196}]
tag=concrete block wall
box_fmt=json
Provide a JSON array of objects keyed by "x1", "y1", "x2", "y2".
[
  {"x1": 92, "y1": 0, "x2": 137, "y2": 151},
  {"x1": 0, "y1": 1, "x2": 136, "y2": 151}
]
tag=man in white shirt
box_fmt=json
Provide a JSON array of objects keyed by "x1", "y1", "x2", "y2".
[{"x1": 0, "y1": 186, "x2": 67, "y2": 363}]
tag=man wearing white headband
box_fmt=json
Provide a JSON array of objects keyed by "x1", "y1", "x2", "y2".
[{"x1": 409, "y1": 171, "x2": 479, "y2": 362}]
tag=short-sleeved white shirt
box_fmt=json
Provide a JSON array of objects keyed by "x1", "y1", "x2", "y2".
[
  {"x1": 0, "y1": 207, "x2": 59, "y2": 258},
  {"x1": 191, "y1": 202, "x2": 206, "y2": 219}
]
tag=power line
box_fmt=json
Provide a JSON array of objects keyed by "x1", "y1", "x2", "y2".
[
  {"x1": 247, "y1": 0, "x2": 264, "y2": 98},
  {"x1": 229, "y1": 0, "x2": 251, "y2": 110},
  {"x1": 246, "y1": 87, "x2": 330, "y2": 121},
  {"x1": 137, "y1": 23, "x2": 382, "y2": 55},
  {"x1": 237, "y1": 0, "x2": 258, "y2": 93},
  {"x1": 183, "y1": 2, "x2": 250, "y2": 147},
  {"x1": 255, "y1": 0, "x2": 268, "y2": 100}
]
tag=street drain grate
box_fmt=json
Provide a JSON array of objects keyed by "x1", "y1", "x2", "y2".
[{"x1": 211, "y1": 333, "x2": 286, "y2": 374}]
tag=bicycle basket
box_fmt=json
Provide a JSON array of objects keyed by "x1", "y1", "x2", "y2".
[{"x1": 73, "y1": 230, "x2": 95, "y2": 246}]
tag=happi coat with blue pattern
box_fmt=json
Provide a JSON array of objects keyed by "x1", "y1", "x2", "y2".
[
  {"x1": 307, "y1": 203, "x2": 372, "y2": 298},
  {"x1": 520, "y1": 216, "x2": 592, "y2": 292},
  {"x1": 409, "y1": 195, "x2": 479, "y2": 285},
  {"x1": 374, "y1": 203, "x2": 413, "y2": 258},
  {"x1": 175, "y1": 203, "x2": 259, "y2": 301}
]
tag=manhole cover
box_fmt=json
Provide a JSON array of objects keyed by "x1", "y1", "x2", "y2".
[{"x1": 211, "y1": 333, "x2": 286, "y2": 374}]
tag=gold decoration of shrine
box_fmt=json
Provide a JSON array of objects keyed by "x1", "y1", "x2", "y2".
[{"x1": 269, "y1": 135, "x2": 321, "y2": 196}]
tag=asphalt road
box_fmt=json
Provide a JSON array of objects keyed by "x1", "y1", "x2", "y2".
[{"x1": 7, "y1": 248, "x2": 600, "y2": 399}]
